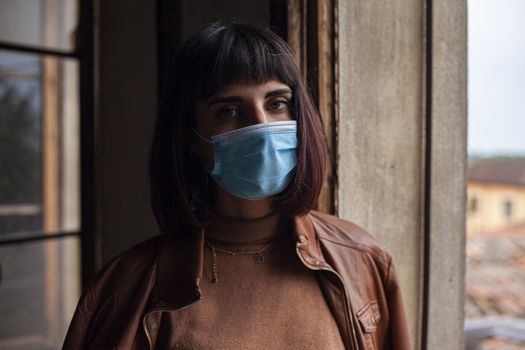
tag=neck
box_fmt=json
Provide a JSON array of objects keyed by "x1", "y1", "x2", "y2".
[{"x1": 212, "y1": 186, "x2": 276, "y2": 219}]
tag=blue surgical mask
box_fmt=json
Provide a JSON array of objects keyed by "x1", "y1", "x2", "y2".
[{"x1": 193, "y1": 121, "x2": 298, "y2": 200}]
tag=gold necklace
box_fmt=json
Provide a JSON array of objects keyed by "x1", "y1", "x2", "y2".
[{"x1": 204, "y1": 239, "x2": 274, "y2": 283}]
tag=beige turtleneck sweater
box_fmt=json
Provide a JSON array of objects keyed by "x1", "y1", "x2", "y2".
[{"x1": 155, "y1": 210, "x2": 345, "y2": 349}]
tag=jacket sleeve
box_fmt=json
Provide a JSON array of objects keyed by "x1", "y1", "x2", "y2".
[
  {"x1": 61, "y1": 257, "x2": 119, "y2": 350},
  {"x1": 62, "y1": 282, "x2": 98, "y2": 350},
  {"x1": 384, "y1": 257, "x2": 412, "y2": 350}
]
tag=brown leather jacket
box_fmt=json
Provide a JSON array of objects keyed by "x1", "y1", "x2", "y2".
[{"x1": 63, "y1": 210, "x2": 412, "y2": 350}]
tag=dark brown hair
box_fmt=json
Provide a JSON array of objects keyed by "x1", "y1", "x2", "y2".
[{"x1": 149, "y1": 22, "x2": 327, "y2": 234}]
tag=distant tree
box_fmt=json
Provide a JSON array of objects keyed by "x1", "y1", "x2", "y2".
[
  {"x1": 0, "y1": 78, "x2": 41, "y2": 204},
  {"x1": 468, "y1": 153, "x2": 525, "y2": 167}
]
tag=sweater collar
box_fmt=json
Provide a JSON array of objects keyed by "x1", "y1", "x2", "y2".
[{"x1": 204, "y1": 209, "x2": 288, "y2": 243}]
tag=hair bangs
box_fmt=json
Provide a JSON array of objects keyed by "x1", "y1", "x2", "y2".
[{"x1": 191, "y1": 24, "x2": 298, "y2": 102}]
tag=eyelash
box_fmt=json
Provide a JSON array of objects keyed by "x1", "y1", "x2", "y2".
[
  {"x1": 216, "y1": 99, "x2": 290, "y2": 119},
  {"x1": 269, "y1": 99, "x2": 289, "y2": 111},
  {"x1": 217, "y1": 106, "x2": 240, "y2": 119}
]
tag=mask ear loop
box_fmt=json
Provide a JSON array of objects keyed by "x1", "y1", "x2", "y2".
[
  {"x1": 189, "y1": 128, "x2": 218, "y2": 234},
  {"x1": 191, "y1": 128, "x2": 213, "y2": 144},
  {"x1": 188, "y1": 128, "x2": 213, "y2": 214},
  {"x1": 190, "y1": 128, "x2": 215, "y2": 175}
]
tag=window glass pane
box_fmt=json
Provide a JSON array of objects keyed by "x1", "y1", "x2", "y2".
[
  {"x1": 0, "y1": 235, "x2": 80, "y2": 349},
  {"x1": 0, "y1": 0, "x2": 78, "y2": 51},
  {"x1": 0, "y1": 50, "x2": 80, "y2": 236}
]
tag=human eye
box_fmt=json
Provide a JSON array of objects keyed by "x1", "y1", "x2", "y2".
[
  {"x1": 217, "y1": 105, "x2": 241, "y2": 119},
  {"x1": 267, "y1": 98, "x2": 289, "y2": 112}
]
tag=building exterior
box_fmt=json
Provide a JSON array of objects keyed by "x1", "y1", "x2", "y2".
[{"x1": 467, "y1": 158, "x2": 525, "y2": 236}]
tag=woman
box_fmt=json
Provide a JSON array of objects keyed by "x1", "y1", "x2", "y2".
[{"x1": 63, "y1": 22, "x2": 411, "y2": 350}]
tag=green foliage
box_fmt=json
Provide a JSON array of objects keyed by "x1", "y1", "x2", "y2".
[
  {"x1": 468, "y1": 153, "x2": 525, "y2": 168},
  {"x1": 0, "y1": 78, "x2": 41, "y2": 204}
]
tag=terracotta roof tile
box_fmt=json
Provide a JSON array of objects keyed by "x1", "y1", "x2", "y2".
[
  {"x1": 468, "y1": 158, "x2": 525, "y2": 187},
  {"x1": 466, "y1": 230, "x2": 525, "y2": 320}
]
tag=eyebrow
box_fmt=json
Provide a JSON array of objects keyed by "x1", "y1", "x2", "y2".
[
  {"x1": 206, "y1": 88, "x2": 292, "y2": 109},
  {"x1": 266, "y1": 88, "x2": 292, "y2": 97}
]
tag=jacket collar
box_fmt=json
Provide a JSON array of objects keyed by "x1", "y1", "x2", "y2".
[
  {"x1": 154, "y1": 212, "x2": 326, "y2": 308},
  {"x1": 293, "y1": 212, "x2": 327, "y2": 266},
  {"x1": 154, "y1": 227, "x2": 204, "y2": 308}
]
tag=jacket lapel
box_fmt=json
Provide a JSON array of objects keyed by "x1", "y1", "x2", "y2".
[
  {"x1": 293, "y1": 213, "x2": 358, "y2": 350},
  {"x1": 293, "y1": 213, "x2": 331, "y2": 268},
  {"x1": 153, "y1": 226, "x2": 205, "y2": 309}
]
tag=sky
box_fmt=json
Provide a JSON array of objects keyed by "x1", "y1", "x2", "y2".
[{"x1": 468, "y1": 0, "x2": 525, "y2": 156}]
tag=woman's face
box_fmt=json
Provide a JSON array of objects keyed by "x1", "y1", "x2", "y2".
[{"x1": 192, "y1": 79, "x2": 294, "y2": 170}]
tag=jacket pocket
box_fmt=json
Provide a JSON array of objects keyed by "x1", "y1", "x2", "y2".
[{"x1": 356, "y1": 299, "x2": 381, "y2": 349}]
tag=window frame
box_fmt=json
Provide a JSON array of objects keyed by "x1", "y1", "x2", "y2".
[{"x1": 0, "y1": 0, "x2": 98, "y2": 292}]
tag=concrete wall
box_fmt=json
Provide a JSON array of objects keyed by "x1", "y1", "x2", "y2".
[
  {"x1": 426, "y1": 1, "x2": 467, "y2": 348},
  {"x1": 337, "y1": 1, "x2": 425, "y2": 346},
  {"x1": 337, "y1": 0, "x2": 467, "y2": 348}
]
